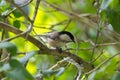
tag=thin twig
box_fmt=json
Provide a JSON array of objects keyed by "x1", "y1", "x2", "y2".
[
  {"x1": 90, "y1": 19, "x2": 102, "y2": 62},
  {"x1": 0, "y1": 22, "x2": 47, "y2": 50},
  {"x1": 49, "y1": 57, "x2": 82, "y2": 80},
  {"x1": 25, "y1": 0, "x2": 41, "y2": 39},
  {"x1": 68, "y1": 0, "x2": 74, "y2": 11},
  {"x1": 50, "y1": 20, "x2": 68, "y2": 29},
  {"x1": 5, "y1": 0, "x2": 33, "y2": 17},
  {"x1": 0, "y1": 17, "x2": 8, "y2": 59},
  {"x1": 96, "y1": 42, "x2": 120, "y2": 46},
  {"x1": 86, "y1": 52, "x2": 120, "y2": 74},
  {"x1": 5, "y1": 0, "x2": 32, "y2": 41},
  {"x1": 63, "y1": 18, "x2": 72, "y2": 30},
  {"x1": 65, "y1": 48, "x2": 92, "y2": 51},
  {"x1": 42, "y1": 0, "x2": 97, "y2": 27},
  {"x1": 33, "y1": 19, "x2": 67, "y2": 30},
  {"x1": 31, "y1": 0, "x2": 41, "y2": 22},
  {"x1": 91, "y1": 49, "x2": 104, "y2": 63},
  {"x1": 0, "y1": 54, "x2": 10, "y2": 62},
  {"x1": 7, "y1": 0, "x2": 32, "y2": 22},
  {"x1": 3, "y1": 0, "x2": 41, "y2": 42},
  {"x1": 0, "y1": 22, "x2": 94, "y2": 73},
  {"x1": 49, "y1": 57, "x2": 70, "y2": 70},
  {"x1": 33, "y1": 26, "x2": 55, "y2": 31}
]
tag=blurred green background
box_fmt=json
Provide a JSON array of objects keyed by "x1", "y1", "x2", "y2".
[{"x1": 0, "y1": 0, "x2": 120, "y2": 80}]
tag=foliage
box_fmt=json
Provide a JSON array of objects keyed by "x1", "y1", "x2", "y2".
[{"x1": 0, "y1": 0, "x2": 120, "y2": 80}]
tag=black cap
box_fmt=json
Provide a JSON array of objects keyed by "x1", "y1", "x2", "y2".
[{"x1": 58, "y1": 31, "x2": 75, "y2": 42}]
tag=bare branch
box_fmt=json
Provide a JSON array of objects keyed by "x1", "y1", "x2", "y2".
[
  {"x1": 39, "y1": 49, "x2": 93, "y2": 72},
  {"x1": 90, "y1": 18, "x2": 102, "y2": 62},
  {"x1": 86, "y1": 52, "x2": 120, "y2": 74},
  {"x1": 5, "y1": 0, "x2": 33, "y2": 17},
  {"x1": 0, "y1": 22, "x2": 47, "y2": 50},
  {"x1": 0, "y1": 22, "x2": 94, "y2": 72},
  {"x1": 7, "y1": 0, "x2": 32, "y2": 22},
  {"x1": 63, "y1": 18, "x2": 72, "y2": 30},
  {"x1": 31, "y1": 0, "x2": 41, "y2": 22},
  {"x1": 42, "y1": 1, "x2": 97, "y2": 26}
]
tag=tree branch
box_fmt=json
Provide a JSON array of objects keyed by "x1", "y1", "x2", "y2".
[
  {"x1": 0, "y1": 22, "x2": 47, "y2": 50},
  {"x1": 42, "y1": 1, "x2": 97, "y2": 27},
  {"x1": 0, "y1": 22, "x2": 94, "y2": 72}
]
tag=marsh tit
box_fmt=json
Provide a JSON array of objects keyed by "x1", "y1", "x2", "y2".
[{"x1": 46, "y1": 31, "x2": 75, "y2": 49}]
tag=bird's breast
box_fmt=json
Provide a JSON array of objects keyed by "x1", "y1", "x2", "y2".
[{"x1": 47, "y1": 38, "x2": 65, "y2": 48}]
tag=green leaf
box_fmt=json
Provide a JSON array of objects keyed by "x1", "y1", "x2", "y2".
[
  {"x1": 0, "y1": 0, "x2": 7, "y2": 7},
  {"x1": 19, "y1": 51, "x2": 36, "y2": 65},
  {"x1": 112, "y1": 72, "x2": 120, "y2": 80},
  {"x1": 106, "y1": 9, "x2": 120, "y2": 34},
  {"x1": 0, "y1": 0, "x2": 10, "y2": 10},
  {"x1": 13, "y1": 10, "x2": 22, "y2": 18},
  {"x1": 0, "y1": 42, "x2": 17, "y2": 56},
  {"x1": 7, "y1": 59, "x2": 34, "y2": 80},
  {"x1": 0, "y1": 50, "x2": 36, "y2": 73},
  {"x1": 0, "y1": 63, "x2": 10, "y2": 72},
  {"x1": 110, "y1": 0, "x2": 120, "y2": 12},
  {"x1": 100, "y1": 0, "x2": 113, "y2": 11},
  {"x1": 13, "y1": 20, "x2": 21, "y2": 28}
]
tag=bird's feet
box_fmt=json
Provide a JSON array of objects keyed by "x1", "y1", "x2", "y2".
[{"x1": 56, "y1": 47, "x2": 62, "y2": 53}]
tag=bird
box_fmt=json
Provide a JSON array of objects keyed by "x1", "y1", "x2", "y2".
[{"x1": 46, "y1": 31, "x2": 75, "y2": 50}]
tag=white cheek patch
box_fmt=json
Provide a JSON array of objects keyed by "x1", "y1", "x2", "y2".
[{"x1": 59, "y1": 34, "x2": 72, "y2": 42}]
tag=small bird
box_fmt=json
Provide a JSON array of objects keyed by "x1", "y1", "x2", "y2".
[{"x1": 46, "y1": 31, "x2": 75, "y2": 50}]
